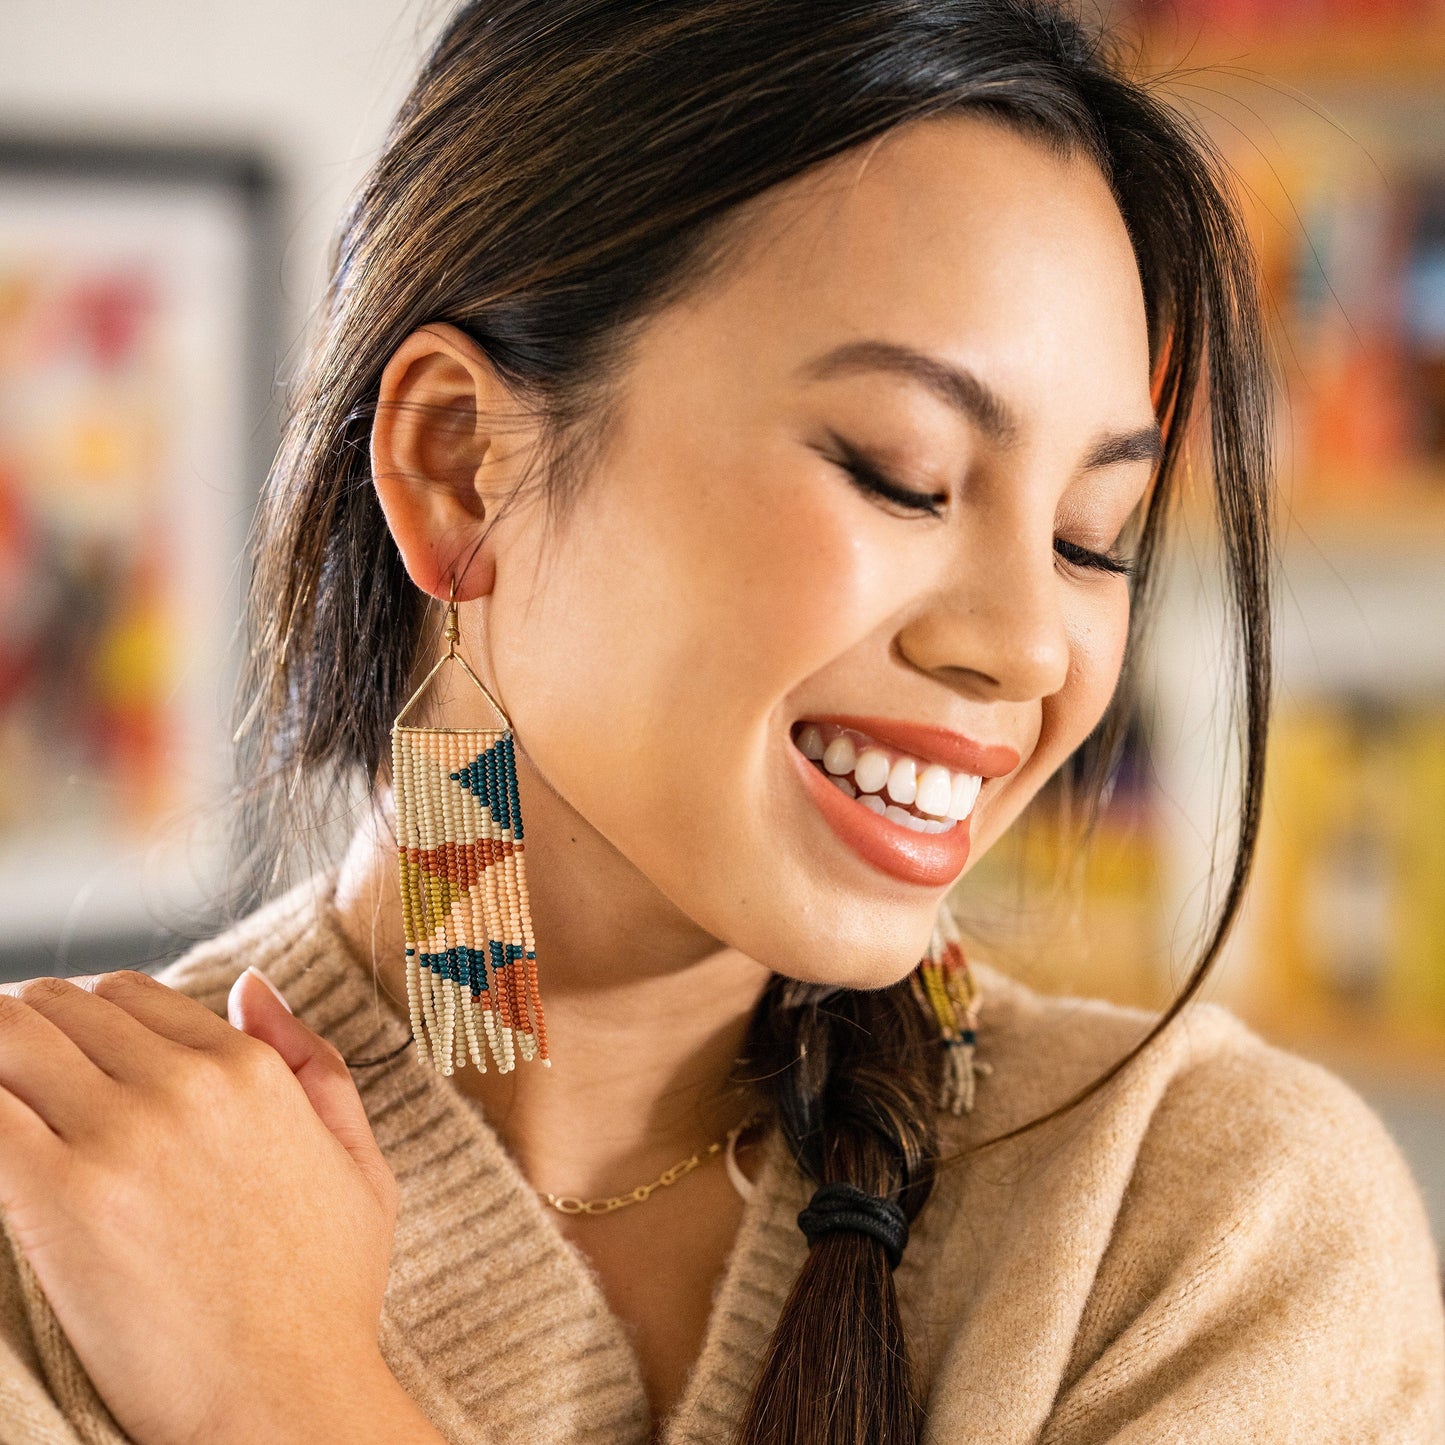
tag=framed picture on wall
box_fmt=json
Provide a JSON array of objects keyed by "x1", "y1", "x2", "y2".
[{"x1": 0, "y1": 138, "x2": 277, "y2": 969}]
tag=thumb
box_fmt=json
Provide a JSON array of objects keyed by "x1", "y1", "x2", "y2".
[{"x1": 226, "y1": 967, "x2": 396, "y2": 1210}]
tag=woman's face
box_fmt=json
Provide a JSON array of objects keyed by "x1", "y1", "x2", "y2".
[{"x1": 430, "y1": 116, "x2": 1158, "y2": 988}]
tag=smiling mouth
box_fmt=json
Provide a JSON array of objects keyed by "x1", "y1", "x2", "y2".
[{"x1": 791, "y1": 721, "x2": 981, "y2": 834}]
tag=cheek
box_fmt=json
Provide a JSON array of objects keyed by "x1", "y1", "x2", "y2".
[
  {"x1": 1056, "y1": 597, "x2": 1132, "y2": 745},
  {"x1": 488, "y1": 434, "x2": 892, "y2": 861},
  {"x1": 644, "y1": 444, "x2": 888, "y2": 722},
  {"x1": 971, "y1": 585, "x2": 1132, "y2": 859}
]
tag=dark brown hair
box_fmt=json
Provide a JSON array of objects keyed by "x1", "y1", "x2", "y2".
[{"x1": 236, "y1": 2, "x2": 1272, "y2": 1440}]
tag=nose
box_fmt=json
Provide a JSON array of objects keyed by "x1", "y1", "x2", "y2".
[{"x1": 895, "y1": 513, "x2": 1071, "y2": 703}]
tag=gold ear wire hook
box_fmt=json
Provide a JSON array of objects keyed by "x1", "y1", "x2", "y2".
[
  {"x1": 394, "y1": 576, "x2": 512, "y2": 731},
  {"x1": 444, "y1": 576, "x2": 461, "y2": 658}
]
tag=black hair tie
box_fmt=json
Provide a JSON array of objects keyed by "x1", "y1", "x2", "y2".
[{"x1": 797, "y1": 1181, "x2": 909, "y2": 1270}]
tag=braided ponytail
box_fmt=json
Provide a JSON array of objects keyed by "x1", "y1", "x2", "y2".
[{"x1": 732, "y1": 964, "x2": 945, "y2": 1442}]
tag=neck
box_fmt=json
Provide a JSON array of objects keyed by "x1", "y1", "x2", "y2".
[{"x1": 332, "y1": 789, "x2": 774, "y2": 1200}]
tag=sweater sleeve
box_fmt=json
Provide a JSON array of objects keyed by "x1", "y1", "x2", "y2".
[
  {"x1": 0, "y1": 1215, "x2": 129, "y2": 1445},
  {"x1": 1037, "y1": 1033, "x2": 1445, "y2": 1444}
]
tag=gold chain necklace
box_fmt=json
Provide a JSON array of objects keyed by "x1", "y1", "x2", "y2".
[{"x1": 539, "y1": 1112, "x2": 764, "y2": 1216}]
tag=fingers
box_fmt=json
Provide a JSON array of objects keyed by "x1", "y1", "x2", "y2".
[
  {"x1": 0, "y1": 988, "x2": 116, "y2": 1138},
  {"x1": 0, "y1": 969, "x2": 397, "y2": 1219},
  {"x1": 229, "y1": 970, "x2": 398, "y2": 1215},
  {"x1": 0, "y1": 975, "x2": 188, "y2": 1086},
  {"x1": 0, "y1": 971, "x2": 246, "y2": 1134},
  {"x1": 71, "y1": 970, "x2": 241, "y2": 1052},
  {"x1": 0, "y1": 1082, "x2": 65, "y2": 1224},
  {"x1": 0, "y1": 1080, "x2": 61, "y2": 1157}
]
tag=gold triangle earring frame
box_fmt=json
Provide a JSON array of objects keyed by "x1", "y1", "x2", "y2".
[{"x1": 391, "y1": 578, "x2": 550, "y2": 1076}]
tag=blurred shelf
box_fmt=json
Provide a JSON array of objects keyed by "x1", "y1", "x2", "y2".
[
  {"x1": 1238, "y1": 1009, "x2": 1445, "y2": 1090},
  {"x1": 988, "y1": 962, "x2": 1445, "y2": 1091},
  {"x1": 1174, "y1": 472, "x2": 1445, "y2": 555},
  {"x1": 1281, "y1": 485, "x2": 1445, "y2": 553},
  {"x1": 1133, "y1": 22, "x2": 1445, "y2": 87}
]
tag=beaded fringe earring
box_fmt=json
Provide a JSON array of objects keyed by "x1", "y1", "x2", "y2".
[
  {"x1": 910, "y1": 904, "x2": 991, "y2": 1114},
  {"x1": 391, "y1": 585, "x2": 549, "y2": 1077}
]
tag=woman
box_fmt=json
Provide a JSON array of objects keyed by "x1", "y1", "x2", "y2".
[{"x1": 0, "y1": 2, "x2": 1441, "y2": 1442}]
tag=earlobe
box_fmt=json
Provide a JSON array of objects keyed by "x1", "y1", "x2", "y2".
[{"x1": 370, "y1": 323, "x2": 513, "y2": 601}]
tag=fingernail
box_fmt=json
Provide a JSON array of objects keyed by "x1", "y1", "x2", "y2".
[{"x1": 244, "y1": 966, "x2": 293, "y2": 1015}]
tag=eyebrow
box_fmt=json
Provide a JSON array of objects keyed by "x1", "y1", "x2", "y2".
[{"x1": 799, "y1": 339, "x2": 1164, "y2": 471}]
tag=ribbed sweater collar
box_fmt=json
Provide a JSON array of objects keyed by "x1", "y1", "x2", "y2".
[{"x1": 166, "y1": 878, "x2": 825, "y2": 1444}]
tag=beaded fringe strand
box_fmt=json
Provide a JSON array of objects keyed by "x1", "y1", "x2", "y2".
[
  {"x1": 910, "y1": 906, "x2": 991, "y2": 1115},
  {"x1": 392, "y1": 725, "x2": 550, "y2": 1076}
]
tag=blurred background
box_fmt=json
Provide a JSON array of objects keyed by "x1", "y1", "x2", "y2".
[{"x1": 0, "y1": 2, "x2": 1441, "y2": 1245}]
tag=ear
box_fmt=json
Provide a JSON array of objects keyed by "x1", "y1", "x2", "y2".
[{"x1": 370, "y1": 323, "x2": 525, "y2": 602}]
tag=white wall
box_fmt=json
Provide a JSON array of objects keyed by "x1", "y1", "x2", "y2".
[
  {"x1": 0, "y1": 0, "x2": 451, "y2": 353},
  {"x1": 0, "y1": 2, "x2": 454, "y2": 962}
]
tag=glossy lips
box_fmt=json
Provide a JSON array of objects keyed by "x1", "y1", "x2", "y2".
[{"x1": 788, "y1": 715, "x2": 1020, "y2": 887}]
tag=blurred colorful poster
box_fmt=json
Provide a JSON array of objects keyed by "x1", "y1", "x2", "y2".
[{"x1": 0, "y1": 146, "x2": 268, "y2": 949}]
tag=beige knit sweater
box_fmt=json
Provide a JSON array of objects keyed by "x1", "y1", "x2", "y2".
[{"x1": 1, "y1": 876, "x2": 1442, "y2": 1443}]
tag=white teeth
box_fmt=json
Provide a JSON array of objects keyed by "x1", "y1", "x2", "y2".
[
  {"x1": 822, "y1": 735, "x2": 857, "y2": 776},
  {"x1": 886, "y1": 757, "x2": 917, "y2": 806},
  {"x1": 948, "y1": 772, "x2": 982, "y2": 821},
  {"x1": 800, "y1": 721, "x2": 986, "y2": 831},
  {"x1": 852, "y1": 748, "x2": 890, "y2": 795},
  {"x1": 881, "y1": 808, "x2": 954, "y2": 834},
  {"x1": 916, "y1": 764, "x2": 953, "y2": 818}
]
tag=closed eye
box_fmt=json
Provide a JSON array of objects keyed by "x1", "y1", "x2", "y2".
[
  {"x1": 1054, "y1": 536, "x2": 1134, "y2": 577},
  {"x1": 830, "y1": 439, "x2": 947, "y2": 518},
  {"x1": 828, "y1": 435, "x2": 1135, "y2": 577}
]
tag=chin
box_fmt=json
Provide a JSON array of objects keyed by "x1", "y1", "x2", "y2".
[{"x1": 738, "y1": 888, "x2": 941, "y2": 992}]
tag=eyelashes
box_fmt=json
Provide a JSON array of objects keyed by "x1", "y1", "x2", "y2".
[
  {"x1": 831, "y1": 440, "x2": 1135, "y2": 579},
  {"x1": 836, "y1": 447, "x2": 949, "y2": 518},
  {"x1": 1052, "y1": 536, "x2": 1135, "y2": 578}
]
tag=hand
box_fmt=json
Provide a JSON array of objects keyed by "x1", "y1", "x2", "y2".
[{"x1": 0, "y1": 966, "x2": 428, "y2": 1445}]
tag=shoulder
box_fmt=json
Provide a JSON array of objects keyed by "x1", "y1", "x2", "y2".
[
  {"x1": 153, "y1": 873, "x2": 340, "y2": 1016},
  {"x1": 965, "y1": 957, "x2": 1433, "y2": 1202},
  {"x1": 955, "y1": 956, "x2": 1424, "y2": 1156},
  {"x1": 928, "y1": 961, "x2": 1445, "y2": 1439},
  {"x1": 955, "y1": 957, "x2": 1441, "y2": 1264}
]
